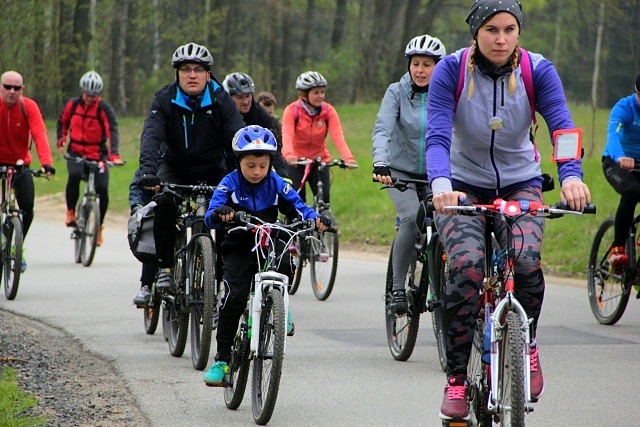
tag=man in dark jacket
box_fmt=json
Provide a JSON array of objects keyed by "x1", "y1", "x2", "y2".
[
  {"x1": 138, "y1": 42, "x2": 244, "y2": 289},
  {"x1": 222, "y1": 72, "x2": 289, "y2": 179}
]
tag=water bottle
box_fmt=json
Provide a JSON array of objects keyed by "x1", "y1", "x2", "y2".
[{"x1": 482, "y1": 306, "x2": 493, "y2": 364}]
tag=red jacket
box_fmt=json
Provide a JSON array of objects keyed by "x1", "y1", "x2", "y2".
[
  {"x1": 281, "y1": 100, "x2": 355, "y2": 163},
  {"x1": 0, "y1": 96, "x2": 53, "y2": 167},
  {"x1": 57, "y1": 97, "x2": 119, "y2": 160}
]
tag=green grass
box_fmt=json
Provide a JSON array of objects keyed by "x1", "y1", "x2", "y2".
[
  {"x1": 38, "y1": 103, "x2": 622, "y2": 278},
  {"x1": 0, "y1": 368, "x2": 45, "y2": 427}
]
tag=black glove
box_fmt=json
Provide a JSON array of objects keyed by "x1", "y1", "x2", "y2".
[
  {"x1": 41, "y1": 164, "x2": 56, "y2": 175},
  {"x1": 318, "y1": 215, "x2": 332, "y2": 228},
  {"x1": 139, "y1": 174, "x2": 160, "y2": 187},
  {"x1": 212, "y1": 206, "x2": 234, "y2": 222},
  {"x1": 372, "y1": 162, "x2": 391, "y2": 178}
]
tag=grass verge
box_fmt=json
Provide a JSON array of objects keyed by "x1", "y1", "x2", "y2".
[{"x1": 0, "y1": 367, "x2": 44, "y2": 427}]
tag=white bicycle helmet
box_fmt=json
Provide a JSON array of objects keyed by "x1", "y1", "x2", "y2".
[
  {"x1": 79, "y1": 71, "x2": 103, "y2": 95},
  {"x1": 404, "y1": 35, "x2": 446, "y2": 61},
  {"x1": 295, "y1": 71, "x2": 327, "y2": 91},
  {"x1": 222, "y1": 72, "x2": 255, "y2": 96},
  {"x1": 232, "y1": 125, "x2": 277, "y2": 157},
  {"x1": 172, "y1": 42, "x2": 214, "y2": 69}
]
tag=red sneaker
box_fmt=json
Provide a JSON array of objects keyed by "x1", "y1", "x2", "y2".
[
  {"x1": 609, "y1": 246, "x2": 629, "y2": 271},
  {"x1": 439, "y1": 375, "x2": 469, "y2": 420},
  {"x1": 530, "y1": 343, "x2": 544, "y2": 400},
  {"x1": 65, "y1": 209, "x2": 76, "y2": 227}
]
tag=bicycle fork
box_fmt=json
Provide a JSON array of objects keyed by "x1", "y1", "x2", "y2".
[
  {"x1": 487, "y1": 291, "x2": 533, "y2": 412},
  {"x1": 249, "y1": 272, "x2": 290, "y2": 354}
]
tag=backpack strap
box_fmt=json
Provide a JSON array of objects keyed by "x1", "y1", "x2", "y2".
[
  {"x1": 519, "y1": 48, "x2": 540, "y2": 162},
  {"x1": 69, "y1": 97, "x2": 106, "y2": 139},
  {"x1": 454, "y1": 48, "x2": 470, "y2": 112}
]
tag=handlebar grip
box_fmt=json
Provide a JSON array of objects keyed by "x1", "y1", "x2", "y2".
[{"x1": 583, "y1": 204, "x2": 597, "y2": 215}]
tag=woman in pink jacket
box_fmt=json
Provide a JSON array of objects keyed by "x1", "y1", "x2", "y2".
[{"x1": 281, "y1": 71, "x2": 358, "y2": 203}]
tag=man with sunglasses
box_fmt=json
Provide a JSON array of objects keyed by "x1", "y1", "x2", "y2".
[
  {"x1": 135, "y1": 42, "x2": 244, "y2": 299},
  {"x1": 0, "y1": 71, "x2": 56, "y2": 271}
]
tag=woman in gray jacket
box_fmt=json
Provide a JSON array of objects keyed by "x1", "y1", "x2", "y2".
[{"x1": 372, "y1": 34, "x2": 446, "y2": 315}]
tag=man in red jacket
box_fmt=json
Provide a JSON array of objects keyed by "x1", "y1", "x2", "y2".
[
  {"x1": 0, "y1": 70, "x2": 56, "y2": 271},
  {"x1": 57, "y1": 70, "x2": 123, "y2": 246}
]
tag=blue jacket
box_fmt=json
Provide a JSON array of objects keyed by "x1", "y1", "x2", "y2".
[
  {"x1": 204, "y1": 170, "x2": 319, "y2": 230},
  {"x1": 603, "y1": 94, "x2": 640, "y2": 162},
  {"x1": 426, "y1": 48, "x2": 583, "y2": 197}
]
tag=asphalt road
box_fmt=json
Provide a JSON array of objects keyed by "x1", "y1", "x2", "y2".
[{"x1": 2, "y1": 218, "x2": 639, "y2": 426}]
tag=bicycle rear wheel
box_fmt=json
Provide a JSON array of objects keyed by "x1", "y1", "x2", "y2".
[
  {"x1": 384, "y1": 241, "x2": 420, "y2": 361},
  {"x1": 166, "y1": 243, "x2": 189, "y2": 357},
  {"x1": 289, "y1": 234, "x2": 304, "y2": 295},
  {"x1": 428, "y1": 235, "x2": 448, "y2": 372},
  {"x1": 2, "y1": 216, "x2": 23, "y2": 300},
  {"x1": 143, "y1": 281, "x2": 161, "y2": 335},
  {"x1": 468, "y1": 314, "x2": 492, "y2": 426},
  {"x1": 497, "y1": 312, "x2": 526, "y2": 427},
  {"x1": 190, "y1": 236, "x2": 216, "y2": 370},
  {"x1": 309, "y1": 210, "x2": 338, "y2": 300},
  {"x1": 587, "y1": 217, "x2": 631, "y2": 325},
  {"x1": 224, "y1": 312, "x2": 251, "y2": 410},
  {"x1": 78, "y1": 199, "x2": 100, "y2": 267},
  {"x1": 252, "y1": 288, "x2": 285, "y2": 425}
]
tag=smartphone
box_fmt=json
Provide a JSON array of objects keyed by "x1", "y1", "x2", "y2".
[{"x1": 552, "y1": 128, "x2": 583, "y2": 162}]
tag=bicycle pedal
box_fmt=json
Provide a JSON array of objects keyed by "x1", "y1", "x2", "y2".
[
  {"x1": 203, "y1": 381, "x2": 225, "y2": 388},
  {"x1": 442, "y1": 421, "x2": 469, "y2": 427},
  {"x1": 526, "y1": 405, "x2": 535, "y2": 412}
]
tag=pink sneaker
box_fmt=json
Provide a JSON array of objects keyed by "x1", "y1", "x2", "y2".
[
  {"x1": 530, "y1": 343, "x2": 544, "y2": 400},
  {"x1": 439, "y1": 375, "x2": 469, "y2": 420}
]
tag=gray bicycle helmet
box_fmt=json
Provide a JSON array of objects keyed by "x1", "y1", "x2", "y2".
[
  {"x1": 79, "y1": 71, "x2": 103, "y2": 95},
  {"x1": 404, "y1": 35, "x2": 446, "y2": 61},
  {"x1": 295, "y1": 71, "x2": 327, "y2": 91},
  {"x1": 222, "y1": 72, "x2": 255, "y2": 96},
  {"x1": 172, "y1": 42, "x2": 214, "y2": 69}
]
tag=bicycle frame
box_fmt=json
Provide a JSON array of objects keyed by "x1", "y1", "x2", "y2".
[{"x1": 445, "y1": 198, "x2": 596, "y2": 420}]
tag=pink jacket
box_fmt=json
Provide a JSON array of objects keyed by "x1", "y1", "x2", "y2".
[{"x1": 281, "y1": 100, "x2": 355, "y2": 163}]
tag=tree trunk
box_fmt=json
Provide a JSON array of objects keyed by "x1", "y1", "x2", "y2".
[
  {"x1": 278, "y1": 0, "x2": 294, "y2": 102},
  {"x1": 110, "y1": 0, "x2": 130, "y2": 115},
  {"x1": 331, "y1": 0, "x2": 348, "y2": 49},
  {"x1": 63, "y1": 0, "x2": 92, "y2": 98},
  {"x1": 588, "y1": 1, "x2": 605, "y2": 157},
  {"x1": 300, "y1": 0, "x2": 316, "y2": 65}
]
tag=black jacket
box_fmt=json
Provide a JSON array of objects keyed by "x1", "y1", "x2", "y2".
[
  {"x1": 242, "y1": 101, "x2": 290, "y2": 179},
  {"x1": 139, "y1": 79, "x2": 244, "y2": 181}
]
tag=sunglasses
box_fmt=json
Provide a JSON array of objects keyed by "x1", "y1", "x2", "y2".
[{"x1": 2, "y1": 84, "x2": 23, "y2": 91}]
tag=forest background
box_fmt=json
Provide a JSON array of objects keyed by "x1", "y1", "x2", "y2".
[{"x1": 2, "y1": 0, "x2": 638, "y2": 121}]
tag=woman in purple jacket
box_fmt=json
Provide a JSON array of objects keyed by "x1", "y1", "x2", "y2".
[{"x1": 425, "y1": 0, "x2": 591, "y2": 422}]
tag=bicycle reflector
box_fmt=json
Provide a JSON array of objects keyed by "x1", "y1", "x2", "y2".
[{"x1": 552, "y1": 128, "x2": 583, "y2": 162}]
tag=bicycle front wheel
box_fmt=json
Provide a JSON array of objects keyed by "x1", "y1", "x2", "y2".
[
  {"x1": 497, "y1": 312, "x2": 526, "y2": 427},
  {"x1": 190, "y1": 236, "x2": 216, "y2": 370},
  {"x1": 252, "y1": 289, "x2": 286, "y2": 425},
  {"x1": 78, "y1": 199, "x2": 100, "y2": 267},
  {"x1": 166, "y1": 245, "x2": 189, "y2": 357},
  {"x1": 428, "y1": 235, "x2": 448, "y2": 372},
  {"x1": 2, "y1": 216, "x2": 23, "y2": 300},
  {"x1": 587, "y1": 217, "x2": 631, "y2": 325},
  {"x1": 224, "y1": 312, "x2": 251, "y2": 410},
  {"x1": 309, "y1": 210, "x2": 338, "y2": 300},
  {"x1": 384, "y1": 241, "x2": 420, "y2": 361}
]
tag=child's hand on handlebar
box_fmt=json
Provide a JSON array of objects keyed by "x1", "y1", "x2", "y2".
[
  {"x1": 214, "y1": 206, "x2": 235, "y2": 223},
  {"x1": 315, "y1": 215, "x2": 331, "y2": 232},
  {"x1": 433, "y1": 191, "x2": 467, "y2": 215}
]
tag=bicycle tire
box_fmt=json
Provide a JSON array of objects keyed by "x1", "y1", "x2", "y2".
[
  {"x1": 587, "y1": 217, "x2": 631, "y2": 325},
  {"x1": 289, "y1": 234, "x2": 304, "y2": 295},
  {"x1": 310, "y1": 209, "x2": 338, "y2": 300},
  {"x1": 79, "y1": 199, "x2": 100, "y2": 267},
  {"x1": 143, "y1": 282, "x2": 161, "y2": 335},
  {"x1": 384, "y1": 241, "x2": 420, "y2": 361},
  {"x1": 428, "y1": 235, "x2": 448, "y2": 372},
  {"x1": 497, "y1": 312, "x2": 526, "y2": 427},
  {"x1": 468, "y1": 317, "x2": 492, "y2": 427},
  {"x1": 252, "y1": 288, "x2": 285, "y2": 425},
  {"x1": 167, "y1": 242, "x2": 189, "y2": 357},
  {"x1": 2, "y1": 216, "x2": 23, "y2": 300},
  {"x1": 224, "y1": 312, "x2": 251, "y2": 410},
  {"x1": 73, "y1": 200, "x2": 84, "y2": 264},
  {"x1": 190, "y1": 236, "x2": 216, "y2": 370}
]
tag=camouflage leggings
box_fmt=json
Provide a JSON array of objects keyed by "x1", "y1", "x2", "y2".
[{"x1": 434, "y1": 187, "x2": 545, "y2": 378}]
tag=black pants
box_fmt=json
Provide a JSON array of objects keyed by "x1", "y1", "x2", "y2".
[
  {"x1": 66, "y1": 157, "x2": 109, "y2": 225},
  {"x1": 215, "y1": 232, "x2": 295, "y2": 362},
  {"x1": 287, "y1": 164, "x2": 330, "y2": 204},
  {"x1": 603, "y1": 156, "x2": 640, "y2": 246},
  {"x1": 8, "y1": 167, "x2": 35, "y2": 239}
]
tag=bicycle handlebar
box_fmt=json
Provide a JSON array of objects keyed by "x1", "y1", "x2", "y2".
[
  {"x1": 425, "y1": 198, "x2": 596, "y2": 218},
  {"x1": 292, "y1": 157, "x2": 357, "y2": 169},
  {"x1": 226, "y1": 211, "x2": 336, "y2": 234},
  {"x1": 63, "y1": 154, "x2": 125, "y2": 168}
]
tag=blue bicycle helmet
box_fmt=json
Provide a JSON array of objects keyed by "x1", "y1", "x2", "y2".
[{"x1": 232, "y1": 125, "x2": 278, "y2": 158}]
